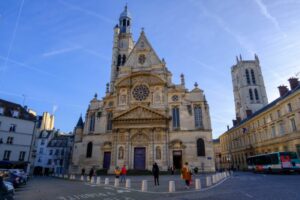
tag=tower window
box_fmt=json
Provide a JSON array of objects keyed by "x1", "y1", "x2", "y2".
[
  {"x1": 194, "y1": 105, "x2": 203, "y2": 129},
  {"x1": 122, "y1": 55, "x2": 126, "y2": 65},
  {"x1": 249, "y1": 89, "x2": 253, "y2": 101},
  {"x1": 172, "y1": 107, "x2": 180, "y2": 129},
  {"x1": 117, "y1": 55, "x2": 121, "y2": 66},
  {"x1": 197, "y1": 138, "x2": 205, "y2": 156},
  {"x1": 123, "y1": 19, "x2": 126, "y2": 26},
  {"x1": 251, "y1": 69, "x2": 256, "y2": 84},
  {"x1": 89, "y1": 114, "x2": 95, "y2": 132},
  {"x1": 86, "y1": 142, "x2": 93, "y2": 158},
  {"x1": 245, "y1": 69, "x2": 250, "y2": 85},
  {"x1": 254, "y1": 89, "x2": 259, "y2": 100},
  {"x1": 127, "y1": 20, "x2": 130, "y2": 26},
  {"x1": 107, "y1": 112, "x2": 113, "y2": 131}
]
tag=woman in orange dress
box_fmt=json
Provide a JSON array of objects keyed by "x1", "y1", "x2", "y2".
[{"x1": 181, "y1": 162, "x2": 192, "y2": 189}]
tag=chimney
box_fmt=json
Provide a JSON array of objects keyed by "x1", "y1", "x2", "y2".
[
  {"x1": 278, "y1": 85, "x2": 289, "y2": 97},
  {"x1": 288, "y1": 77, "x2": 299, "y2": 90},
  {"x1": 232, "y1": 120, "x2": 237, "y2": 126},
  {"x1": 227, "y1": 125, "x2": 230, "y2": 131},
  {"x1": 246, "y1": 109, "x2": 252, "y2": 118}
]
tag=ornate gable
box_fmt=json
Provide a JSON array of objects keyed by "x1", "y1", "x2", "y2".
[
  {"x1": 113, "y1": 105, "x2": 167, "y2": 121},
  {"x1": 124, "y1": 30, "x2": 162, "y2": 68}
]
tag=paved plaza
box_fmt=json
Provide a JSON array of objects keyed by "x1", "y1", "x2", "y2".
[{"x1": 13, "y1": 172, "x2": 300, "y2": 200}]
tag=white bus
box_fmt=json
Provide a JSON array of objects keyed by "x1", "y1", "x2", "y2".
[{"x1": 247, "y1": 152, "x2": 300, "y2": 173}]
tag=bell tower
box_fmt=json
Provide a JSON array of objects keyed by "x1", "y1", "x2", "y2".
[
  {"x1": 110, "y1": 5, "x2": 134, "y2": 92},
  {"x1": 231, "y1": 54, "x2": 268, "y2": 120}
]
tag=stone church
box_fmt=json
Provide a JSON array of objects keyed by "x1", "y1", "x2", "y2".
[{"x1": 70, "y1": 6, "x2": 215, "y2": 173}]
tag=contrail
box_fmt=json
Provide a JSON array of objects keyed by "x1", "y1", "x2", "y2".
[{"x1": 0, "y1": 0, "x2": 25, "y2": 86}]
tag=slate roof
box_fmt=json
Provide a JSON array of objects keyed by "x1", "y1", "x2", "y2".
[
  {"x1": 0, "y1": 99, "x2": 36, "y2": 121},
  {"x1": 230, "y1": 84, "x2": 300, "y2": 131}
]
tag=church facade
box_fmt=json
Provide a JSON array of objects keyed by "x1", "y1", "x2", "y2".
[{"x1": 70, "y1": 6, "x2": 215, "y2": 173}]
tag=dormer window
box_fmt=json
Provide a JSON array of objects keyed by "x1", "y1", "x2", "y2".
[{"x1": 12, "y1": 110, "x2": 19, "y2": 118}]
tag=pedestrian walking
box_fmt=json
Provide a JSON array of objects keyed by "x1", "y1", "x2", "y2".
[
  {"x1": 171, "y1": 165, "x2": 175, "y2": 175},
  {"x1": 152, "y1": 163, "x2": 160, "y2": 186},
  {"x1": 89, "y1": 167, "x2": 95, "y2": 180},
  {"x1": 120, "y1": 165, "x2": 127, "y2": 183},
  {"x1": 81, "y1": 168, "x2": 85, "y2": 176},
  {"x1": 115, "y1": 167, "x2": 121, "y2": 179},
  {"x1": 181, "y1": 162, "x2": 192, "y2": 189}
]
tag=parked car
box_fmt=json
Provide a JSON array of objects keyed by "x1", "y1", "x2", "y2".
[
  {"x1": 8, "y1": 169, "x2": 28, "y2": 182},
  {"x1": 4, "y1": 181, "x2": 14, "y2": 194}
]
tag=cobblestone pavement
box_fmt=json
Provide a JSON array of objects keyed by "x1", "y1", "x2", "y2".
[{"x1": 14, "y1": 172, "x2": 300, "y2": 200}]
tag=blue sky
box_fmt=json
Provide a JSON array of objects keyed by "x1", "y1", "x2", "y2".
[{"x1": 0, "y1": 0, "x2": 299, "y2": 138}]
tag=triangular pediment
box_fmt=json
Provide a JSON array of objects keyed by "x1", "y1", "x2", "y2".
[
  {"x1": 113, "y1": 106, "x2": 167, "y2": 121},
  {"x1": 124, "y1": 31, "x2": 162, "y2": 68}
]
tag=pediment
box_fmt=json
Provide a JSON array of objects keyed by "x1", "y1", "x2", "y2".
[
  {"x1": 113, "y1": 106, "x2": 167, "y2": 121},
  {"x1": 124, "y1": 31, "x2": 162, "y2": 68},
  {"x1": 116, "y1": 73, "x2": 165, "y2": 87}
]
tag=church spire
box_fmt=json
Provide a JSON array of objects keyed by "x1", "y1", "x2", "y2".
[{"x1": 119, "y1": 4, "x2": 132, "y2": 34}]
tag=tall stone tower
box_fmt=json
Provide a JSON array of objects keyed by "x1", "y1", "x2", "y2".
[
  {"x1": 110, "y1": 5, "x2": 134, "y2": 92},
  {"x1": 231, "y1": 54, "x2": 268, "y2": 120}
]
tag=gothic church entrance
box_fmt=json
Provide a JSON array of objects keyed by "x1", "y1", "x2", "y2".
[{"x1": 173, "y1": 150, "x2": 182, "y2": 169}]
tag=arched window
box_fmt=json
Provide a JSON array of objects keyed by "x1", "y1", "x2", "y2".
[
  {"x1": 194, "y1": 105, "x2": 203, "y2": 128},
  {"x1": 254, "y1": 89, "x2": 259, "y2": 100},
  {"x1": 172, "y1": 107, "x2": 180, "y2": 128},
  {"x1": 89, "y1": 113, "x2": 95, "y2": 132},
  {"x1": 127, "y1": 20, "x2": 130, "y2": 26},
  {"x1": 117, "y1": 55, "x2": 121, "y2": 66},
  {"x1": 86, "y1": 142, "x2": 93, "y2": 158},
  {"x1": 197, "y1": 138, "x2": 205, "y2": 156},
  {"x1": 156, "y1": 146, "x2": 161, "y2": 160},
  {"x1": 251, "y1": 69, "x2": 256, "y2": 84},
  {"x1": 122, "y1": 19, "x2": 126, "y2": 26},
  {"x1": 118, "y1": 146, "x2": 124, "y2": 159},
  {"x1": 122, "y1": 55, "x2": 126, "y2": 65},
  {"x1": 245, "y1": 69, "x2": 250, "y2": 85},
  {"x1": 106, "y1": 112, "x2": 113, "y2": 131},
  {"x1": 249, "y1": 89, "x2": 253, "y2": 101}
]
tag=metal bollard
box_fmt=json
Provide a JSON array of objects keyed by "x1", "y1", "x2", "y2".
[
  {"x1": 87, "y1": 176, "x2": 90, "y2": 182},
  {"x1": 104, "y1": 178, "x2": 109, "y2": 185},
  {"x1": 125, "y1": 179, "x2": 131, "y2": 188},
  {"x1": 96, "y1": 176, "x2": 101, "y2": 185},
  {"x1": 141, "y1": 180, "x2": 148, "y2": 192},
  {"x1": 206, "y1": 176, "x2": 212, "y2": 187},
  {"x1": 80, "y1": 175, "x2": 84, "y2": 181},
  {"x1": 195, "y1": 179, "x2": 201, "y2": 190},
  {"x1": 114, "y1": 178, "x2": 120, "y2": 187},
  {"x1": 69, "y1": 174, "x2": 72, "y2": 180},
  {"x1": 169, "y1": 181, "x2": 175, "y2": 193}
]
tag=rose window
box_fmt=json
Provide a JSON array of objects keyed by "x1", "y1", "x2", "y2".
[
  {"x1": 172, "y1": 95, "x2": 179, "y2": 102},
  {"x1": 132, "y1": 85, "x2": 149, "y2": 101}
]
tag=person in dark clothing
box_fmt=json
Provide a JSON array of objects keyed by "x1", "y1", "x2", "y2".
[
  {"x1": 152, "y1": 163, "x2": 160, "y2": 186},
  {"x1": 89, "y1": 168, "x2": 94, "y2": 180},
  {"x1": 0, "y1": 176, "x2": 10, "y2": 200},
  {"x1": 81, "y1": 168, "x2": 85, "y2": 176}
]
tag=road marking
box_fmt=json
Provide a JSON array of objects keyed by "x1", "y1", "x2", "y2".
[
  {"x1": 117, "y1": 189, "x2": 131, "y2": 193},
  {"x1": 244, "y1": 193, "x2": 253, "y2": 198},
  {"x1": 56, "y1": 192, "x2": 135, "y2": 200}
]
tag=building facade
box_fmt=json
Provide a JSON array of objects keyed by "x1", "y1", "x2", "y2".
[
  {"x1": 220, "y1": 78, "x2": 300, "y2": 170},
  {"x1": 213, "y1": 138, "x2": 221, "y2": 171},
  {"x1": 232, "y1": 55, "x2": 268, "y2": 121},
  {"x1": 70, "y1": 6, "x2": 215, "y2": 174},
  {"x1": 0, "y1": 99, "x2": 36, "y2": 173},
  {"x1": 34, "y1": 130, "x2": 74, "y2": 175}
]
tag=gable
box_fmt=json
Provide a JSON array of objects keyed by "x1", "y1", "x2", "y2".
[
  {"x1": 113, "y1": 105, "x2": 167, "y2": 121},
  {"x1": 124, "y1": 31, "x2": 162, "y2": 68}
]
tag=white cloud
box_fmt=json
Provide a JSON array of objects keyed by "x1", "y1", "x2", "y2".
[
  {"x1": 254, "y1": 0, "x2": 286, "y2": 36},
  {"x1": 58, "y1": 0, "x2": 114, "y2": 24},
  {"x1": 43, "y1": 46, "x2": 81, "y2": 57},
  {"x1": 189, "y1": 0, "x2": 255, "y2": 55}
]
